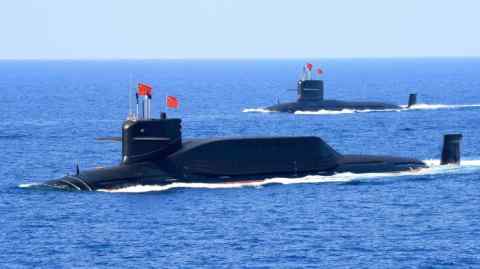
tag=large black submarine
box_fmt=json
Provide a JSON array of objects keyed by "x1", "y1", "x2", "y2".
[
  {"x1": 265, "y1": 64, "x2": 418, "y2": 113},
  {"x1": 43, "y1": 84, "x2": 461, "y2": 191}
]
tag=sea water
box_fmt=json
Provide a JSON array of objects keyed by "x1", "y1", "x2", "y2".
[{"x1": 2, "y1": 58, "x2": 480, "y2": 268}]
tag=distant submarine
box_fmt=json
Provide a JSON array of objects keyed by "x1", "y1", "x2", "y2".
[
  {"x1": 265, "y1": 63, "x2": 418, "y2": 113},
  {"x1": 43, "y1": 83, "x2": 461, "y2": 191}
]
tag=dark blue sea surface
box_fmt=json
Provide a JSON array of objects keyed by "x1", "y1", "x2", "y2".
[{"x1": 1, "y1": 59, "x2": 480, "y2": 268}]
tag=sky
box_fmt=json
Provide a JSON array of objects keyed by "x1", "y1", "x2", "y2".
[{"x1": 0, "y1": 0, "x2": 479, "y2": 59}]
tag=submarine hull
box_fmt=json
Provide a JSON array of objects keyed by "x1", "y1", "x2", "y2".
[
  {"x1": 266, "y1": 99, "x2": 401, "y2": 113},
  {"x1": 265, "y1": 79, "x2": 409, "y2": 113},
  {"x1": 41, "y1": 116, "x2": 446, "y2": 192},
  {"x1": 44, "y1": 138, "x2": 426, "y2": 191}
]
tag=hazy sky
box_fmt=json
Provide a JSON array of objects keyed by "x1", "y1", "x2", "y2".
[{"x1": 1, "y1": 0, "x2": 479, "y2": 59}]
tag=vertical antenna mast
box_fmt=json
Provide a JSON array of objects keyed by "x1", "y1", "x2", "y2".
[
  {"x1": 143, "y1": 94, "x2": 148, "y2": 119},
  {"x1": 148, "y1": 92, "x2": 152, "y2": 119},
  {"x1": 128, "y1": 74, "x2": 133, "y2": 119},
  {"x1": 136, "y1": 92, "x2": 139, "y2": 119},
  {"x1": 165, "y1": 94, "x2": 168, "y2": 114}
]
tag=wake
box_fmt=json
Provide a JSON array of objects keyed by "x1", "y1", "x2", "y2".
[
  {"x1": 242, "y1": 103, "x2": 480, "y2": 115},
  {"x1": 242, "y1": 108, "x2": 276, "y2": 113},
  {"x1": 98, "y1": 159, "x2": 480, "y2": 193}
]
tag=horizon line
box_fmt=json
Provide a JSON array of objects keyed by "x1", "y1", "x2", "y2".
[{"x1": 0, "y1": 56, "x2": 479, "y2": 61}]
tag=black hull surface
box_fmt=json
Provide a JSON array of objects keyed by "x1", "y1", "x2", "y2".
[
  {"x1": 44, "y1": 127, "x2": 428, "y2": 191},
  {"x1": 266, "y1": 99, "x2": 401, "y2": 113},
  {"x1": 46, "y1": 155, "x2": 426, "y2": 191}
]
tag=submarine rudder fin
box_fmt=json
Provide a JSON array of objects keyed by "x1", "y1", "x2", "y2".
[
  {"x1": 407, "y1": 93, "x2": 417, "y2": 108},
  {"x1": 441, "y1": 134, "x2": 462, "y2": 165}
]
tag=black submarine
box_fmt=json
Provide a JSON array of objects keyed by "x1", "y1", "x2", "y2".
[
  {"x1": 43, "y1": 84, "x2": 461, "y2": 191},
  {"x1": 265, "y1": 63, "x2": 418, "y2": 113}
]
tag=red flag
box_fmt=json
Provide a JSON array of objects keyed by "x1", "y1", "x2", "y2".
[
  {"x1": 138, "y1": 83, "x2": 152, "y2": 96},
  {"x1": 166, "y1": 96, "x2": 179, "y2": 109},
  {"x1": 306, "y1": 63, "x2": 313, "y2": 71},
  {"x1": 317, "y1": 68, "x2": 323, "y2": 75}
]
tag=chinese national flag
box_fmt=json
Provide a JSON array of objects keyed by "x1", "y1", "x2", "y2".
[
  {"x1": 138, "y1": 83, "x2": 152, "y2": 96},
  {"x1": 166, "y1": 96, "x2": 179, "y2": 109}
]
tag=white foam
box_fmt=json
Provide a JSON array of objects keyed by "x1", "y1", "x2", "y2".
[
  {"x1": 99, "y1": 159, "x2": 480, "y2": 193},
  {"x1": 404, "y1": 103, "x2": 480, "y2": 110},
  {"x1": 295, "y1": 103, "x2": 480, "y2": 115},
  {"x1": 98, "y1": 181, "x2": 268, "y2": 193},
  {"x1": 18, "y1": 182, "x2": 42, "y2": 188},
  {"x1": 294, "y1": 109, "x2": 396, "y2": 115},
  {"x1": 19, "y1": 159, "x2": 480, "y2": 193},
  {"x1": 242, "y1": 108, "x2": 275, "y2": 113},
  {"x1": 244, "y1": 103, "x2": 480, "y2": 116}
]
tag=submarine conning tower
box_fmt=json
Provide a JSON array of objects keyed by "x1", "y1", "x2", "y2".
[
  {"x1": 122, "y1": 117, "x2": 182, "y2": 164},
  {"x1": 297, "y1": 80, "x2": 324, "y2": 102},
  {"x1": 121, "y1": 83, "x2": 182, "y2": 165}
]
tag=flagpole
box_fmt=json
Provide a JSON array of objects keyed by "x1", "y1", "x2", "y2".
[{"x1": 143, "y1": 94, "x2": 148, "y2": 119}]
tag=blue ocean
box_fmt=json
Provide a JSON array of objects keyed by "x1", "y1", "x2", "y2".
[{"x1": 2, "y1": 59, "x2": 480, "y2": 268}]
